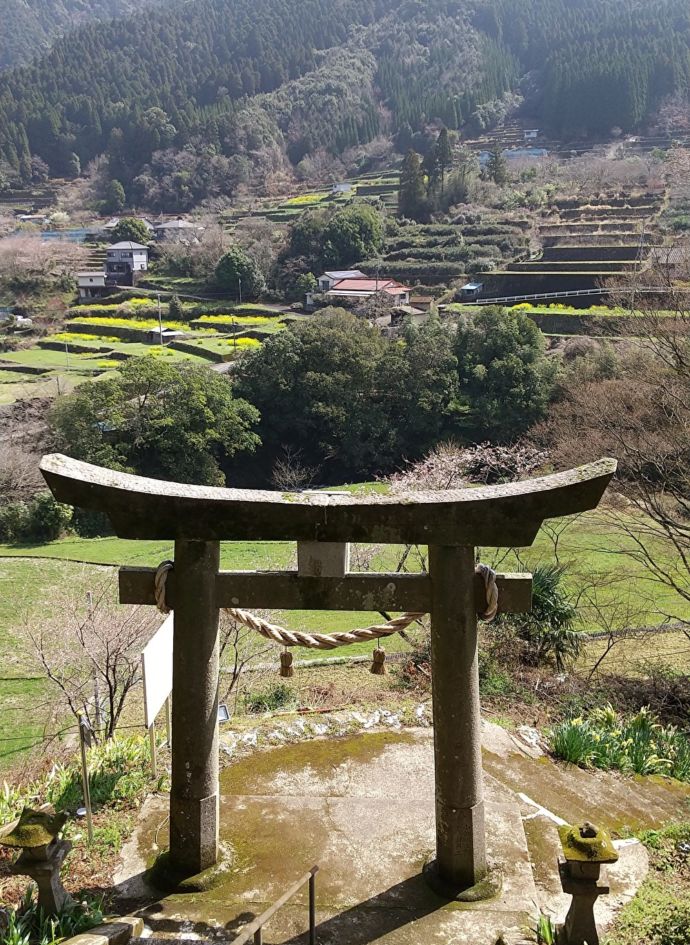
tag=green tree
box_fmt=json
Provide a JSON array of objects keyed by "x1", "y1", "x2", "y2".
[
  {"x1": 390, "y1": 315, "x2": 459, "y2": 455},
  {"x1": 104, "y1": 179, "x2": 126, "y2": 214},
  {"x1": 235, "y1": 310, "x2": 398, "y2": 478},
  {"x1": 398, "y1": 149, "x2": 427, "y2": 221},
  {"x1": 454, "y1": 307, "x2": 557, "y2": 441},
  {"x1": 68, "y1": 152, "x2": 81, "y2": 178},
  {"x1": 168, "y1": 295, "x2": 184, "y2": 321},
  {"x1": 322, "y1": 205, "x2": 384, "y2": 270},
  {"x1": 290, "y1": 271, "x2": 318, "y2": 302},
  {"x1": 109, "y1": 217, "x2": 150, "y2": 244},
  {"x1": 49, "y1": 357, "x2": 260, "y2": 486},
  {"x1": 485, "y1": 147, "x2": 508, "y2": 185},
  {"x1": 434, "y1": 127, "x2": 453, "y2": 194},
  {"x1": 215, "y1": 246, "x2": 266, "y2": 300}
]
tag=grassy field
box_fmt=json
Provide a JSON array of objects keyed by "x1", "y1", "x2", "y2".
[
  {"x1": 1, "y1": 506, "x2": 687, "y2": 771},
  {"x1": 1, "y1": 508, "x2": 686, "y2": 627}
]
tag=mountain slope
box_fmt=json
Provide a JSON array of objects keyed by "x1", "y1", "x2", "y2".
[
  {"x1": 0, "y1": 0, "x2": 688, "y2": 190},
  {"x1": 0, "y1": 0, "x2": 159, "y2": 70}
]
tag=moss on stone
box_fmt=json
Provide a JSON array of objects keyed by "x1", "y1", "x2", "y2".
[
  {"x1": 0, "y1": 808, "x2": 67, "y2": 848},
  {"x1": 221, "y1": 729, "x2": 416, "y2": 797},
  {"x1": 147, "y1": 850, "x2": 232, "y2": 894},
  {"x1": 557, "y1": 823, "x2": 619, "y2": 863}
]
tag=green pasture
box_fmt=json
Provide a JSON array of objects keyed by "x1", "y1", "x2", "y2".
[
  {"x1": 1, "y1": 505, "x2": 688, "y2": 770},
  {"x1": 1, "y1": 508, "x2": 686, "y2": 631}
]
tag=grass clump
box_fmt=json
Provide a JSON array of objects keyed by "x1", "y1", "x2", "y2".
[
  {"x1": 606, "y1": 823, "x2": 690, "y2": 945},
  {"x1": 549, "y1": 705, "x2": 690, "y2": 781},
  {"x1": 0, "y1": 735, "x2": 163, "y2": 824},
  {"x1": 0, "y1": 888, "x2": 104, "y2": 945},
  {"x1": 245, "y1": 682, "x2": 297, "y2": 714}
]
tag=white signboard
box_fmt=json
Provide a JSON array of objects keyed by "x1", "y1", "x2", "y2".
[{"x1": 141, "y1": 615, "x2": 173, "y2": 729}]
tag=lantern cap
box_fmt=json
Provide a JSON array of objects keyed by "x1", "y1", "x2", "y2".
[
  {"x1": 558, "y1": 822, "x2": 619, "y2": 864},
  {"x1": 0, "y1": 806, "x2": 68, "y2": 849}
]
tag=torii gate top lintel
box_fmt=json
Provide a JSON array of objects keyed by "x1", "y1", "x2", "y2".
[{"x1": 40, "y1": 453, "x2": 617, "y2": 546}]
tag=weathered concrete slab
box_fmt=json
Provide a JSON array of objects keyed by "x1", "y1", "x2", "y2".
[
  {"x1": 116, "y1": 725, "x2": 685, "y2": 944},
  {"x1": 118, "y1": 730, "x2": 538, "y2": 944}
]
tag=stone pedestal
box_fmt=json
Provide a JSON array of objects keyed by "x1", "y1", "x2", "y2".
[
  {"x1": 557, "y1": 823, "x2": 619, "y2": 945},
  {"x1": 11, "y1": 839, "x2": 74, "y2": 915}
]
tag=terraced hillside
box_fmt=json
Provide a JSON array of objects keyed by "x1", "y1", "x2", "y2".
[{"x1": 480, "y1": 191, "x2": 663, "y2": 304}]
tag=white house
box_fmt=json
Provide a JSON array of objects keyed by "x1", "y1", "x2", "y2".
[
  {"x1": 77, "y1": 271, "x2": 107, "y2": 300},
  {"x1": 326, "y1": 278, "x2": 411, "y2": 306},
  {"x1": 106, "y1": 242, "x2": 149, "y2": 285}
]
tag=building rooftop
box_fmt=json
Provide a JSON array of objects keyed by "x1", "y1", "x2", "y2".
[
  {"x1": 154, "y1": 218, "x2": 198, "y2": 230},
  {"x1": 108, "y1": 241, "x2": 149, "y2": 251},
  {"x1": 330, "y1": 278, "x2": 411, "y2": 294},
  {"x1": 322, "y1": 270, "x2": 366, "y2": 281}
]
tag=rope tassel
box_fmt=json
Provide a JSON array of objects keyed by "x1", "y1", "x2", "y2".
[
  {"x1": 370, "y1": 647, "x2": 386, "y2": 675},
  {"x1": 280, "y1": 650, "x2": 294, "y2": 678}
]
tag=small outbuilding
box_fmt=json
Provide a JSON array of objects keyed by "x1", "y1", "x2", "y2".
[
  {"x1": 459, "y1": 282, "x2": 484, "y2": 301},
  {"x1": 77, "y1": 272, "x2": 107, "y2": 301},
  {"x1": 146, "y1": 326, "x2": 185, "y2": 344}
]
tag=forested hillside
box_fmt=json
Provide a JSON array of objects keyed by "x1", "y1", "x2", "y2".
[
  {"x1": 0, "y1": 0, "x2": 158, "y2": 70},
  {"x1": 0, "y1": 0, "x2": 688, "y2": 195}
]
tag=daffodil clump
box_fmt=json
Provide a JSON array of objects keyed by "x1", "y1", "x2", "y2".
[{"x1": 549, "y1": 705, "x2": 690, "y2": 781}]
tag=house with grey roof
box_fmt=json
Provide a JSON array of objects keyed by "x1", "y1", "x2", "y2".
[{"x1": 106, "y1": 242, "x2": 149, "y2": 286}]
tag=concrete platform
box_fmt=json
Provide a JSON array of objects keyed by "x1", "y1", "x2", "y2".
[
  {"x1": 120, "y1": 729, "x2": 537, "y2": 944},
  {"x1": 116, "y1": 723, "x2": 688, "y2": 944}
]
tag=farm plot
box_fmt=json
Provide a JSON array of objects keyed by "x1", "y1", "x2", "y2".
[
  {"x1": 359, "y1": 216, "x2": 530, "y2": 289},
  {"x1": 479, "y1": 190, "x2": 664, "y2": 304}
]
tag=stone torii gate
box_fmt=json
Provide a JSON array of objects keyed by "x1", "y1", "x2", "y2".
[{"x1": 40, "y1": 453, "x2": 615, "y2": 897}]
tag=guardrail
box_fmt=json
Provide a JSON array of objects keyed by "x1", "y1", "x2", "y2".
[
  {"x1": 451, "y1": 286, "x2": 690, "y2": 306},
  {"x1": 232, "y1": 866, "x2": 319, "y2": 945}
]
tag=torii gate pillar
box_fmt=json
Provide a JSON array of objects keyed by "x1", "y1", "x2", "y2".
[
  {"x1": 40, "y1": 454, "x2": 616, "y2": 894},
  {"x1": 169, "y1": 540, "x2": 221, "y2": 874},
  {"x1": 430, "y1": 545, "x2": 487, "y2": 887}
]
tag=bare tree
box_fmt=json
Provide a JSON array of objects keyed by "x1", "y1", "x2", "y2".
[
  {"x1": 0, "y1": 445, "x2": 43, "y2": 502},
  {"x1": 536, "y1": 271, "x2": 690, "y2": 627},
  {"x1": 218, "y1": 609, "x2": 277, "y2": 714},
  {"x1": 26, "y1": 573, "x2": 160, "y2": 739},
  {"x1": 0, "y1": 235, "x2": 88, "y2": 284},
  {"x1": 271, "y1": 446, "x2": 319, "y2": 492}
]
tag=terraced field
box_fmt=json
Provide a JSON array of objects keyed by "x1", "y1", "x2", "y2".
[
  {"x1": 0, "y1": 297, "x2": 293, "y2": 402},
  {"x1": 480, "y1": 190, "x2": 664, "y2": 306}
]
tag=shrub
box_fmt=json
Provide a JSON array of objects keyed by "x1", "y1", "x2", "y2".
[
  {"x1": 0, "y1": 500, "x2": 30, "y2": 542},
  {"x1": 25, "y1": 493, "x2": 73, "y2": 541},
  {"x1": 509, "y1": 564, "x2": 580, "y2": 671},
  {"x1": 245, "y1": 682, "x2": 297, "y2": 713},
  {"x1": 1, "y1": 889, "x2": 104, "y2": 945}
]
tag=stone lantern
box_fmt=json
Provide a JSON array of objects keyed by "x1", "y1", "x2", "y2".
[
  {"x1": 0, "y1": 807, "x2": 73, "y2": 915},
  {"x1": 557, "y1": 821, "x2": 619, "y2": 945}
]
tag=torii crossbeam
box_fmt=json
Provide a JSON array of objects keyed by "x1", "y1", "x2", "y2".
[{"x1": 40, "y1": 454, "x2": 616, "y2": 897}]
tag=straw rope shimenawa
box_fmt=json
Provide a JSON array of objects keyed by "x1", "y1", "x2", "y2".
[{"x1": 153, "y1": 559, "x2": 499, "y2": 649}]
